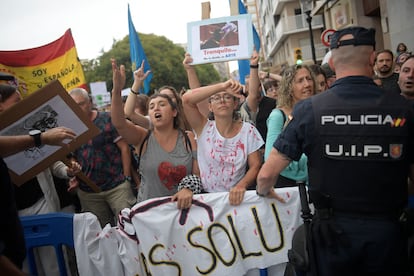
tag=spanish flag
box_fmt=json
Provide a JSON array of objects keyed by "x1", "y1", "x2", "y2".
[{"x1": 0, "y1": 29, "x2": 87, "y2": 98}]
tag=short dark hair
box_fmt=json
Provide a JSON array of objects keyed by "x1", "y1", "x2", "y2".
[
  {"x1": 0, "y1": 84, "x2": 18, "y2": 103},
  {"x1": 309, "y1": 64, "x2": 327, "y2": 79},
  {"x1": 375, "y1": 49, "x2": 394, "y2": 62},
  {"x1": 263, "y1": 79, "x2": 279, "y2": 91},
  {"x1": 320, "y1": 63, "x2": 335, "y2": 78}
]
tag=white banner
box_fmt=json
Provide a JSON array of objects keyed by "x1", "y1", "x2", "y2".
[{"x1": 74, "y1": 188, "x2": 303, "y2": 276}]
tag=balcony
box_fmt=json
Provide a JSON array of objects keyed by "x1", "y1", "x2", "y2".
[
  {"x1": 273, "y1": 0, "x2": 297, "y2": 15},
  {"x1": 264, "y1": 13, "x2": 325, "y2": 63}
]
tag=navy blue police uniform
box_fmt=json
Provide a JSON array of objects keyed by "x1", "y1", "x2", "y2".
[{"x1": 274, "y1": 27, "x2": 414, "y2": 276}]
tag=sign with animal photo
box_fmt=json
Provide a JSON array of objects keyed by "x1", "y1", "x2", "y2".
[
  {"x1": 0, "y1": 80, "x2": 100, "y2": 185},
  {"x1": 187, "y1": 14, "x2": 253, "y2": 65}
]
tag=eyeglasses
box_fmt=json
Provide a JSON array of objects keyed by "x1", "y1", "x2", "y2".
[{"x1": 210, "y1": 94, "x2": 234, "y2": 103}]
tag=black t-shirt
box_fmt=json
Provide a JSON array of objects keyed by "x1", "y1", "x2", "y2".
[
  {"x1": 380, "y1": 73, "x2": 401, "y2": 94},
  {"x1": 256, "y1": 96, "x2": 277, "y2": 142},
  {"x1": 0, "y1": 157, "x2": 26, "y2": 268}
]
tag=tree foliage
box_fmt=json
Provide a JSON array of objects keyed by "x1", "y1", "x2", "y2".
[{"x1": 83, "y1": 33, "x2": 221, "y2": 94}]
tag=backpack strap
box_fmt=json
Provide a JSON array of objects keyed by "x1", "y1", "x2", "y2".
[
  {"x1": 179, "y1": 128, "x2": 192, "y2": 152},
  {"x1": 137, "y1": 129, "x2": 192, "y2": 170},
  {"x1": 278, "y1": 108, "x2": 287, "y2": 127}
]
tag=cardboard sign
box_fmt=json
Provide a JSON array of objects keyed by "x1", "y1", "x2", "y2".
[
  {"x1": 187, "y1": 14, "x2": 253, "y2": 65},
  {"x1": 0, "y1": 80, "x2": 100, "y2": 185}
]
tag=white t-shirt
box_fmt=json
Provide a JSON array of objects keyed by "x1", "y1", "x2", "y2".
[{"x1": 197, "y1": 120, "x2": 264, "y2": 192}]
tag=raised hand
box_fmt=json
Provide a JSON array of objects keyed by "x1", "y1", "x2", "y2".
[
  {"x1": 250, "y1": 49, "x2": 259, "y2": 67},
  {"x1": 182, "y1": 53, "x2": 194, "y2": 70},
  {"x1": 111, "y1": 58, "x2": 126, "y2": 94},
  {"x1": 223, "y1": 79, "x2": 243, "y2": 98},
  {"x1": 133, "y1": 60, "x2": 151, "y2": 83}
]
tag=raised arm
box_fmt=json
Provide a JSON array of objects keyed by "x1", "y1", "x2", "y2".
[
  {"x1": 182, "y1": 53, "x2": 210, "y2": 118},
  {"x1": 182, "y1": 80, "x2": 242, "y2": 135},
  {"x1": 124, "y1": 60, "x2": 151, "y2": 129},
  {"x1": 111, "y1": 59, "x2": 148, "y2": 146},
  {"x1": 247, "y1": 49, "x2": 261, "y2": 113},
  {"x1": 183, "y1": 53, "x2": 201, "y2": 89},
  {"x1": 258, "y1": 71, "x2": 283, "y2": 82}
]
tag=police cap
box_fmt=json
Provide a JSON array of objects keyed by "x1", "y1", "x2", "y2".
[{"x1": 330, "y1": 27, "x2": 376, "y2": 50}]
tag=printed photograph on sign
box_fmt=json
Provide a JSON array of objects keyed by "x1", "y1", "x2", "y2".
[
  {"x1": 0, "y1": 80, "x2": 100, "y2": 185},
  {"x1": 200, "y1": 21, "x2": 239, "y2": 50},
  {"x1": 187, "y1": 14, "x2": 253, "y2": 65}
]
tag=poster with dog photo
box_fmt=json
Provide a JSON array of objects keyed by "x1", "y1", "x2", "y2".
[{"x1": 187, "y1": 14, "x2": 253, "y2": 65}]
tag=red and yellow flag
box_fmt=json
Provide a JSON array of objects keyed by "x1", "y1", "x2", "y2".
[{"x1": 0, "y1": 29, "x2": 86, "y2": 98}]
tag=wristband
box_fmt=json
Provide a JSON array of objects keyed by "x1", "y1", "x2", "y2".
[
  {"x1": 130, "y1": 88, "x2": 139, "y2": 95},
  {"x1": 266, "y1": 72, "x2": 270, "y2": 78},
  {"x1": 250, "y1": 64, "x2": 259, "y2": 69},
  {"x1": 178, "y1": 174, "x2": 203, "y2": 194}
]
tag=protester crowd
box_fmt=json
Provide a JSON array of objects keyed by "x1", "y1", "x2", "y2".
[{"x1": 1, "y1": 27, "x2": 414, "y2": 276}]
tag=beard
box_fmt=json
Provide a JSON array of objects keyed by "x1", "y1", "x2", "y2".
[{"x1": 378, "y1": 65, "x2": 392, "y2": 74}]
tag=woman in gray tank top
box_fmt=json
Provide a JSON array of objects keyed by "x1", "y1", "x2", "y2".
[{"x1": 111, "y1": 59, "x2": 200, "y2": 210}]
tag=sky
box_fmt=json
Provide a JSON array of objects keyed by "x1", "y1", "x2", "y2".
[{"x1": 0, "y1": 0, "x2": 233, "y2": 60}]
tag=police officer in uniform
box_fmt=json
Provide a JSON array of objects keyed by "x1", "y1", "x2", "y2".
[{"x1": 256, "y1": 26, "x2": 414, "y2": 276}]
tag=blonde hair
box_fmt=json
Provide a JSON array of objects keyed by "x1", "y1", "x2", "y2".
[{"x1": 277, "y1": 64, "x2": 316, "y2": 109}]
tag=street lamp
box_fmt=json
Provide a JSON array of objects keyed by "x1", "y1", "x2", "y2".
[{"x1": 300, "y1": 0, "x2": 317, "y2": 64}]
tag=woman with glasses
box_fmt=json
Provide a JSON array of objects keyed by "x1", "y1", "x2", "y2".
[
  {"x1": 264, "y1": 64, "x2": 316, "y2": 187},
  {"x1": 182, "y1": 79, "x2": 264, "y2": 206}
]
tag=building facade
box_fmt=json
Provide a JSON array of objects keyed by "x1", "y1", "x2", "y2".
[{"x1": 246, "y1": 0, "x2": 414, "y2": 72}]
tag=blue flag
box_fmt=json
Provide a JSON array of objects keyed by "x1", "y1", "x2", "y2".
[
  {"x1": 128, "y1": 4, "x2": 152, "y2": 94},
  {"x1": 237, "y1": 0, "x2": 261, "y2": 85}
]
